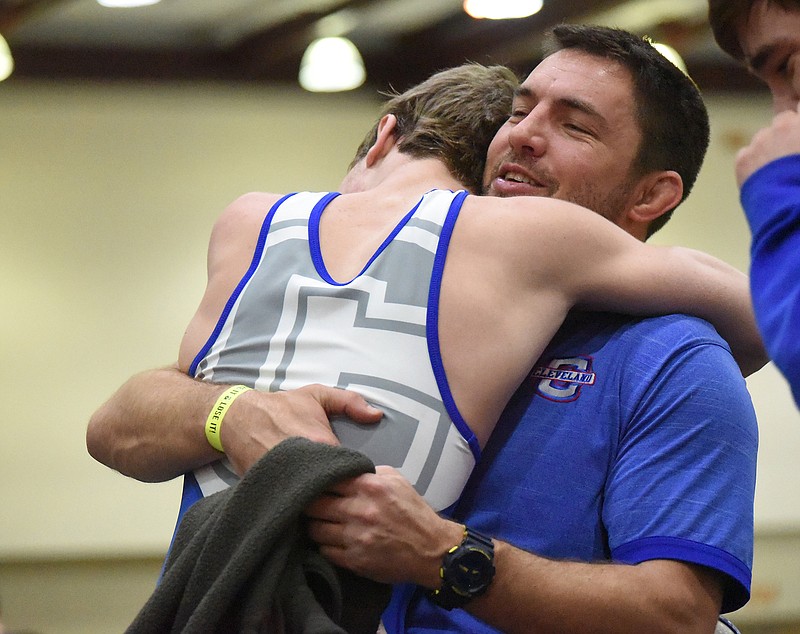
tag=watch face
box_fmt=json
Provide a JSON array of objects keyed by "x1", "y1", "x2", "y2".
[{"x1": 447, "y1": 548, "x2": 494, "y2": 592}]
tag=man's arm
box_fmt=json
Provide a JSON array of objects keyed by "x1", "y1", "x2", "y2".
[
  {"x1": 86, "y1": 366, "x2": 382, "y2": 481},
  {"x1": 736, "y1": 106, "x2": 800, "y2": 404},
  {"x1": 305, "y1": 469, "x2": 722, "y2": 634},
  {"x1": 307, "y1": 316, "x2": 757, "y2": 634}
]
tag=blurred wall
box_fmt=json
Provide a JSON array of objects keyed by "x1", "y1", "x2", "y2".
[
  {"x1": 0, "y1": 81, "x2": 798, "y2": 631},
  {"x1": 0, "y1": 80, "x2": 380, "y2": 558}
]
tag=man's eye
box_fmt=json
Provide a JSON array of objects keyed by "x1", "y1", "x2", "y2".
[
  {"x1": 565, "y1": 123, "x2": 589, "y2": 134},
  {"x1": 768, "y1": 50, "x2": 798, "y2": 79},
  {"x1": 776, "y1": 56, "x2": 791, "y2": 77}
]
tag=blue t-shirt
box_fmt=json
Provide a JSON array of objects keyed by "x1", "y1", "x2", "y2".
[
  {"x1": 383, "y1": 311, "x2": 758, "y2": 633},
  {"x1": 741, "y1": 153, "x2": 800, "y2": 407}
]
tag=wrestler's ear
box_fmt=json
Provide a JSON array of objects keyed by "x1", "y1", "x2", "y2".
[
  {"x1": 628, "y1": 170, "x2": 683, "y2": 226},
  {"x1": 365, "y1": 114, "x2": 399, "y2": 167}
]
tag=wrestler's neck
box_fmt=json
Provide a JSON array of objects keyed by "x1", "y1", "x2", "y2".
[{"x1": 339, "y1": 151, "x2": 464, "y2": 197}]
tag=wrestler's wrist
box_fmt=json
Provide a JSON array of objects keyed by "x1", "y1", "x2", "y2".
[{"x1": 215, "y1": 386, "x2": 255, "y2": 454}]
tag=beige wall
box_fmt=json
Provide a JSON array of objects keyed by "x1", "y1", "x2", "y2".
[
  {"x1": 0, "y1": 80, "x2": 380, "y2": 558},
  {"x1": 0, "y1": 81, "x2": 798, "y2": 630}
]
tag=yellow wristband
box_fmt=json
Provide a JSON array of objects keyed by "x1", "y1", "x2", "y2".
[{"x1": 205, "y1": 385, "x2": 252, "y2": 453}]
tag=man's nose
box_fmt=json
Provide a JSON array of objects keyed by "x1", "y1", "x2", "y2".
[{"x1": 507, "y1": 111, "x2": 548, "y2": 157}]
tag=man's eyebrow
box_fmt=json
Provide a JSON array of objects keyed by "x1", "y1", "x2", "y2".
[
  {"x1": 747, "y1": 39, "x2": 791, "y2": 75},
  {"x1": 748, "y1": 45, "x2": 775, "y2": 74},
  {"x1": 559, "y1": 96, "x2": 604, "y2": 121},
  {"x1": 513, "y1": 86, "x2": 605, "y2": 122}
]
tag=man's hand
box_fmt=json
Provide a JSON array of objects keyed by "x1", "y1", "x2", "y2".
[
  {"x1": 307, "y1": 467, "x2": 724, "y2": 634},
  {"x1": 305, "y1": 466, "x2": 463, "y2": 588},
  {"x1": 737, "y1": 103, "x2": 800, "y2": 186},
  {"x1": 221, "y1": 383, "x2": 383, "y2": 476}
]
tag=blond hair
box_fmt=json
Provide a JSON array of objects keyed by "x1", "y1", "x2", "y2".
[{"x1": 349, "y1": 63, "x2": 519, "y2": 193}]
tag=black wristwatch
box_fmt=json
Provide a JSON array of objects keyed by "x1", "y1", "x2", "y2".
[{"x1": 429, "y1": 526, "x2": 495, "y2": 610}]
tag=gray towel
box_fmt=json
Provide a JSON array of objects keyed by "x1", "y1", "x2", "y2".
[{"x1": 127, "y1": 437, "x2": 391, "y2": 633}]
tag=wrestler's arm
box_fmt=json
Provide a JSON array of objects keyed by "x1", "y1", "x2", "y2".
[
  {"x1": 86, "y1": 193, "x2": 382, "y2": 481},
  {"x1": 86, "y1": 366, "x2": 380, "y2": 481},
  {"x1": 520, "y1": 198, "x2": 767, "y2": 376}
]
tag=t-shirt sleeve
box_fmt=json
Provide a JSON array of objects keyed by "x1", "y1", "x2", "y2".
[
  {"x1": 740, "y1": 153, "x2": 800, "y2": 407},
  {"x1": 604, "y1": 339, "x2": 758, "y2": 613}
]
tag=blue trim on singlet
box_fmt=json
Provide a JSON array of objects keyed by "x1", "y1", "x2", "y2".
[
  {"x1": 178, "y1": 472, "x2": 204, "y2": 522},
  {"x1": 160, "y1": 472, "x2": 204, "y2": 582},
  {"x1": 307, "y1": 191, "x2": 342, "y2": 283},
  {"x1": 188, "y1": 192, "x2": 297, "y2": 377},
  {"x1": 309, "y1": 192, "x2": 425, "y2": 286},
  {"x1": 426, "y1": 190, "x2": 481, "y2": 462}
]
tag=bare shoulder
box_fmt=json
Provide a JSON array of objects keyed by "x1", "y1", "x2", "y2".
[
  {"x1": 207, "y1": 192, "x2": 282, "y2": 255},
  {"x1": 180, "y1": 192, "x2": 285, "y2": 370},
  {"x1": 213, "y1": 192, "x2": 284, "y2": 238},
  {"x1": 468, "y1": 194, "x2": 594, "y2": 224},
  {"x1": 204, "y1": 192, "x2": 283, "y2": 273},
  {"x1": 462, "y1": 195, "x2": 604, "y2": 247},
  {"x1": 458, "y1": 195, "x2": 645, "y2": 294}
]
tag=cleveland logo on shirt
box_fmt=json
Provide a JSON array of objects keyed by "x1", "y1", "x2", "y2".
[{"x1": 532, "y1": 356, "x2": 595, "y2": 402}]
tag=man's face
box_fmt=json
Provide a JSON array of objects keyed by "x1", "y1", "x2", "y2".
[
  {"x1": 738, "y1": 0, "x2": 800, "y2": 112},
  {"x1": 483, "y1": 49, "x2": 643, "y2": 225}
]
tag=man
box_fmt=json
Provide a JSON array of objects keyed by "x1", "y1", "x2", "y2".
[
  {"x1": 306, "y1": 26, "x2": 758, "y2": 633},
  {"x1": 87, "y1": 26, "x2": 759, "y2": 633},
  {"x1": 708, "y1": 0, "x2": 800, "y2": 406}
]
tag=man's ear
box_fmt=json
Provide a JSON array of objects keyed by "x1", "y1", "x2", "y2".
[
  {"x1": 628, "y1": 170, "x2": 683, "y2": 226},
  {"x1": 365, "y1": 114, "x2": 398, "y2": 167}
]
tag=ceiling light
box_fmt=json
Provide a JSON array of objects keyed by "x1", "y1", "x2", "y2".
[
  {"x1": 96, "y1": 0, "x2": 161, "y2": 7},
  {"x1": 586, "y1": 0, "x2": 705, "y2": 32},
  {"x1": 652, "y1": 42, "x2": 688, "y2": 75},
  {"x1": 0, "y1": 33, "x2": 13, "y2": 82},
  {"x1": 299, "y1": 37, "x2": 366, "y2": 93},
  {"x1": 464, "y1": 0, "x2": 544, "y2": 19}
]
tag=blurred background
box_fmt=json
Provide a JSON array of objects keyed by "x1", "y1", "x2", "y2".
[{"x1": 0, "y1": 0, "x2": 798, "y2": 632}]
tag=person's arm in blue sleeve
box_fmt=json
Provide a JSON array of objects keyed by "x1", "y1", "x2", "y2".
[{"x1": 737, "y1": 107, "x2": 800, "y2": 406}]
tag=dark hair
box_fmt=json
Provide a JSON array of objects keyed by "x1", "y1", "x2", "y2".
[
  {"x1": 543, "y1": 24, "x2": 710, "y2": 237},
  {"x1": 708, "y1": 0, "x2": 800, "y2": 61},
  {"x1": 350, "y1": 63, "x2": 519, "y2": 193}
]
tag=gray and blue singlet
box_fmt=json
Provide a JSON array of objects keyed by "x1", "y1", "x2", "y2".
[{"x1": 188, "y1": 189, "x2": 480, "y2": 512}]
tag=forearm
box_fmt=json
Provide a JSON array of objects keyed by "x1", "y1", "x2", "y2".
[
  {"x1": 307, "y1": 470, "x2": 723, "y2": 634},
  {"x1": 569, "y1": 218, "x2": 766, "y2": 376},
  {"x1": 466, "y1": 541, "x2": 722, "y2": 634},
  {"x1": 665, "y1": 246, "x2": 766, "y2": 376},
  {"x1": 86, "y1": 365, "x2": 224, "y2": 482},
  {"x1": 87, "y1": 368, "x2": 382, "y2": 482}
]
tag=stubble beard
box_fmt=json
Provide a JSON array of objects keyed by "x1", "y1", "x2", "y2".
[{"x1": 486, "y1": 166, "x2": 632, "y2": 225}]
